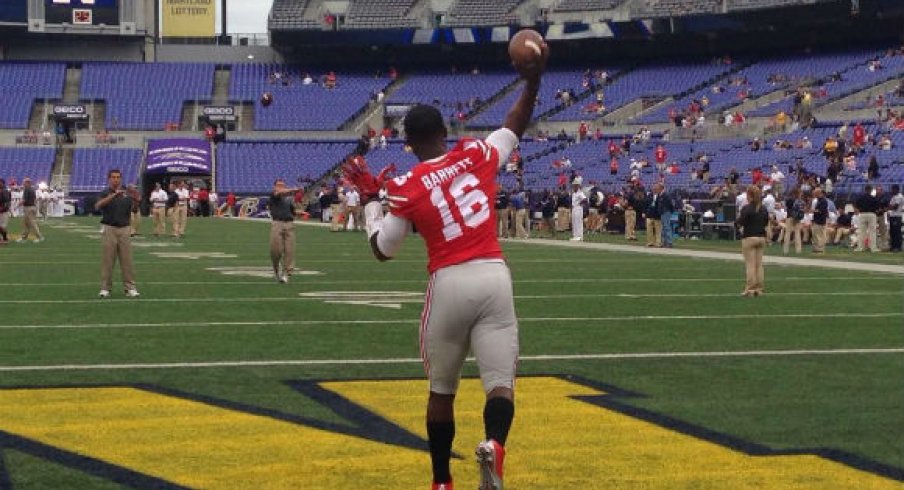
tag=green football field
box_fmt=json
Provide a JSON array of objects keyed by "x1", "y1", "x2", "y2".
[{"x1": 0, "y1": 215, "x2": 902, "y2": 489}]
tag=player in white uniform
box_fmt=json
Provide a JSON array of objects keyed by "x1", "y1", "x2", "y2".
[
  {"x1": 344, "y1": 41, "x2": 549, "y2": 490},
  {"x1": 150, "y1": 183, "x2": 169, "y2": 236},
  {"x1": 570, "y1": 178, "x2": 587, "y2": 241}
]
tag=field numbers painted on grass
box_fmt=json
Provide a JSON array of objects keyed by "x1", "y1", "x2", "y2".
[
  {"x1": 151, "y1": 252, "x2": 238, "y2": 260},
  {"x1": 206, "y1": 266, "x2": 323, "y2": 278},
  {"x1": 0, "y1": 378, "x2": 899, "y2": 489},
  {"x1": 298, "y1": 291, "x2": 423, "y2": 309}
]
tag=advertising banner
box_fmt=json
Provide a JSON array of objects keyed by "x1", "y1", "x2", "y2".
[
  {"x1": 53, "y1": 105, "x2": 89, "y2": 120},
  {"x1": 161, "y1": 0, "x2": 215, "y2": 38},
  {"x1": 203, "y1": 106, "x2": 236, "y2": 122},
  {"x1": 145, "y1": 138, "x2": 211, "y2": 175}
]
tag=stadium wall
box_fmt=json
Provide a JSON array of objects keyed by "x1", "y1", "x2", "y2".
[{"x1": 155, "y1": 45, "x2": 283, "y2": 63}]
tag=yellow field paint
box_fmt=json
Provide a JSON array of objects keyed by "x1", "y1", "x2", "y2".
[{"x1": 0, "y1": 378, "x2": 900, "y2": 489}]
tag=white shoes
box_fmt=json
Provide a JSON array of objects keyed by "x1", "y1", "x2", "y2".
[
  {"x1": 570, "y1": 237, "x2": 583, "y2": 241},
  {"x1": 98, "y1": 290, "x2": 110, "y2": 298},
  {"x1": 125, "y1": 289, "x2": 140, "y2": 298}
]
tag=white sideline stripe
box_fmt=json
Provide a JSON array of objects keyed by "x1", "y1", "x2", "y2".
[
  {"x1": 1, "y1": 348, "x2": 902, "y2": 372},
  {"x1": 507, "y1": 238, "x2": 904, "y2": 276},
  {"x1": 0, "y1": 276, "x2": 895, "y2": 287},
  {"x1": 0, "y1": 312, "x2": 899, "y2": 330}
]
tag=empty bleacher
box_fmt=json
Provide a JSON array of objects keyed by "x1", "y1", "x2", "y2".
[
  {"x1": 0, "y1": 63, "x2": 66, "y2": 129},
  {"x1": 69, "y1": 148, "x2": 143, "y2": 192},
  {"x1": 81, "y1": 63, "x2": 215, "y2": 130},
  {"x1": 230, "y1": 64, "x2": 391, "y2": 130},
  {"x1": 0, "y1": 148, "x2": 56, "y2": 184},
  {"x1": 345, "y1": 0, "x2": 421, "y2": 28},
  {"x1": 216, "y1": 141, "x2": 358, "y2": 194},
  {"x1": 634, "y1": 0, "x2": 721, "y2": 17},
  {"x1": 387, "y1": 71, "x2": 517, "y2": 120},
  {"x1": 554, "y1": 0, "x2": 626, "y2": 12},
  {"x1": 444, "y1": 0, "x2": 524, "y2": 26}
]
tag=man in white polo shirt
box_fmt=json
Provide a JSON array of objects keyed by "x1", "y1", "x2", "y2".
[
  {"x1": 172, "y1": 181, "x2": 190, "y2": 238},
  {"x1": 150, "y1": 182, "x2": 168, "y2": 237}
]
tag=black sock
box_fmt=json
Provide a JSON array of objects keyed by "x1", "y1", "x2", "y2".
[
  {"x1": 427, "y1": 420, "x2": 455, "y2": 483},
  {"x1": 484, "y1": 397, "x2": 515, "y2": 446}
]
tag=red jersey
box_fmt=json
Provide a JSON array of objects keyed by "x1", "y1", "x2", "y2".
[
  {"x1": 655, "y1": 147, "x2": 667, "y2": 164},
  {"x1": 385, "y1": 138, "x2": 502, "y2": 273}
]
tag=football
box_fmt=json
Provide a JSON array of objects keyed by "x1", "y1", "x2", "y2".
[
  {"x1": 508, "y1": 29, "x2": 544, "y2": 70},
  {"x1": 261, "y1": 91, "x2": 273, "y2": 107}
]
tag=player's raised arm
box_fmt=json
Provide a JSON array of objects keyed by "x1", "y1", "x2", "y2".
[
  {"x1": 503, "y1": 30, "x2": 549, "y2": 139},
  {"x1": 488, "y1": 30, "x2": 549, "y2": 168}
]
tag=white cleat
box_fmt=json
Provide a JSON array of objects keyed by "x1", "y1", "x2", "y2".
[
  {"x1": 125, "y1": 289, "x2": 140, "y2": 298},
  {"x1": 98, "y1": 290, "x2": 110, "y2": 298},
  {"x1": 476, "y1": 440, "x2": 505, "y2": 490}
]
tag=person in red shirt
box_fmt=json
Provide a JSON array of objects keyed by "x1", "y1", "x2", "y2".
[
  {"x1": 578, "y1": 121, "x2": 589, "y2": 142},
  {"x1": 382, "y1": 127, "x2": 393, "y2": 139},
  {"x1": 198, "y1": 187, "x2": 210, "y2": 217},
  {"x1": 853, "y1": 122, "x2": 866, "y2": 150},
  {"x1": 751, "y1": 167, "x2": 764, "y2": 186},
  {"x1": 343, "y1": 39, "x2": 549, "y2": 490},
  {"x1": 655, "y1": 144, "x2": 667, "y2": 165},
  {"x1": 608, "y1": 140, "x2": 620, "y2": 158},
  {"x1": 325, "y1": 71, "x2": 337, "y2": 89},
  {"x1": 226, "y1": 192, "x2": 236, "y2": 217},
  {"x1": 593, "y1": 127, "x2": 602, "y2": 141}
]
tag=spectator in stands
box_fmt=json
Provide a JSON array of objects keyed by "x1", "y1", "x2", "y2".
[
  {"x1": 853, "y1": 123, "x2": 867, "y2": 151},
  {"x1": 750, "y1": 137, "x2": 763, "y2": 152},
  {"x1": 770, "y1": 165, "x2": 785, "y2": 197},
  {"x1": 867, "y1": 155, "x2": 880, "y2": 180},
  {"x1": 325, "y1": 71, "x2": 337, "y2": 89},
  {"x1": 301, "y1": 73, "x2": 313, "y2": 85},
  {"x1": 736, "y1": 185, "x2": 768, "y2": 297}
]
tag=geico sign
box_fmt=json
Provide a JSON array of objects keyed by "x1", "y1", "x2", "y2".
[
  {"x1": 54, "y1": 105, "x2": 86, "y2": 114},
  {"x1": 203, "y1": 107, "x2": 234, "y2": 116}
]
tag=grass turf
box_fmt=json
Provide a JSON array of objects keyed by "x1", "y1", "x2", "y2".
[{"x1": 0, "y1": 215, "x2": 901, "y2": 488}]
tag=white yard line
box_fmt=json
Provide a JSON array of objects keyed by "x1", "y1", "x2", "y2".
[
  {"x1": 1, "y1": 348, "x2": 902, "y2": 372},
  {"x1": 0, "y1": 277, "x2": 895, "y2": 287},
  {"x1": 0, "y1": 312, "x2": 899, "y2": 330}
]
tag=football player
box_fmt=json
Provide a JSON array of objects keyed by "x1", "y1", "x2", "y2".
[{"x1": 343, "y1": 43, "x2": 548, "y2": 490}]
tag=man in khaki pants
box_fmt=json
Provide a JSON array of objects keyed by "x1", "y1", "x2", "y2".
[
  {"x1": 16, "y1": 178, "x2": 43, "y2": 243},
  {"x1": 95, "y1": 169, "x2": 139, "y2": 298},
  {"x1": 269, "y1": 179, "x2": 301, "y2": 283},
  {"x1": 128, "y1": 184, "x2": 142, "y2": 237},
  {"x1": 810, "y1": 188, "x2": 829, "y2": 253},
  {"x1": 173, "y1": 180, "x2": 189, "y2": 238},
  {"x1": 645, "y1": 185, "x2": 662, "y2": 247},
  {"x1": 150, "y1": 182, "x2": 168, "y2": 237}
]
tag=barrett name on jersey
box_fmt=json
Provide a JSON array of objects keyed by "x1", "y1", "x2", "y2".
[{"x1": 384, "y1": 132, "x2": 516, "y2": 273}]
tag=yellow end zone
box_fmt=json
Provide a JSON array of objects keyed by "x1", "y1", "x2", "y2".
[{"x1": 0, "y1": 378, "x2": 899, "y2": 489}]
